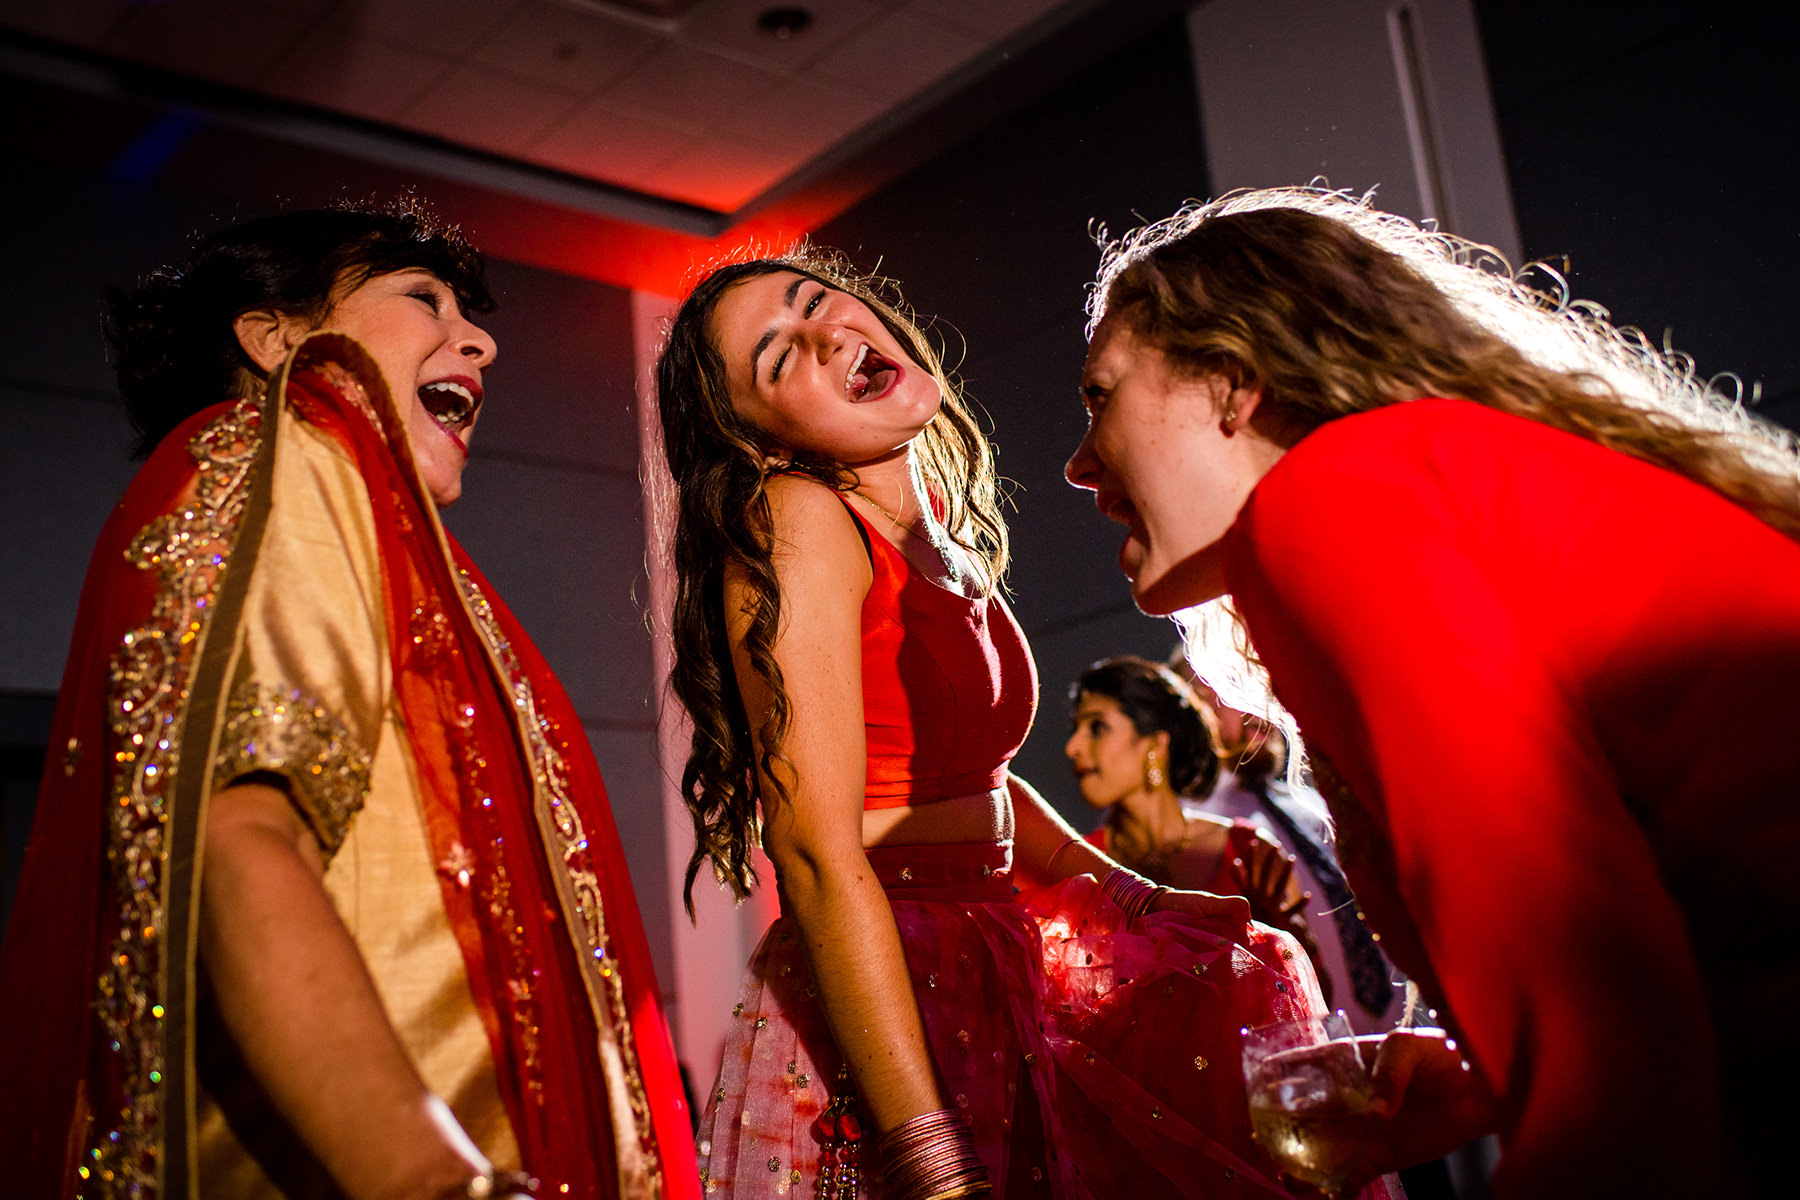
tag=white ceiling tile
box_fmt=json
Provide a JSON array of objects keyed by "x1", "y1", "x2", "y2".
[
  {"x1": 262, "y1": 25, "x2": 451, "y2": 121},
  {"x1": 104, "y1": 0, "x2": 310, "y2": 90},
  {"x1": 680, "y1": 0, "x2": 884, "y2": 72},
  {"x1": 643, "y1": 135, "x2": 789, "y2": 210},
  {"x1": 600, "y1": 41, "x2": 783, "y2": 130},
  {"x1": 527, "y1": 99, "x2": 695, "y2": 186},
  {"x1": 343, "y1": 0, "x2": 521, "y2": 60},
  {"x1": 0, "y1": 0, "x2": 133, "y2": 46},
  {"x1": 900, "y1": 0, "x2": 1057, "y2": 41},
  {"x1": 812, "y1": 11, "x2": 980, "y2": 102},
  {"x1": 707, "y1": 75, "x2": 884, "y2": 160},
  {"x1": 398, "y1": 64, "x2": 584, "y2": 157},
  {"x1": 474, "y1": 0, "x2": 660, "y2": 94}
]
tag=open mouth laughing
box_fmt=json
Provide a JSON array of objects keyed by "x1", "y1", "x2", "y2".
[
  {"x1": 418, "y1": 377, "x2": 481, "y2": 442},
  {"x1": 1095, "y1": 490, "x2": 1149, "y2": 576},
  {"x1": 846, "y1": 344, "x2": 901, "y2": 402}
]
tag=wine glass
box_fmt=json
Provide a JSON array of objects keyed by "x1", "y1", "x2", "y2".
[{"x1": 1241, "y1": 1010, "x2": 1381, "y2": 1196}]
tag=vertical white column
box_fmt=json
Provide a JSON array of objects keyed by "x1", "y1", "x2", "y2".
[
  {"x1": 630, "y1": 289, "x2": 781, "y2": 1092},
  {"x1": 1187, "y1": 0, "x2": 1521, "y2": 263}
]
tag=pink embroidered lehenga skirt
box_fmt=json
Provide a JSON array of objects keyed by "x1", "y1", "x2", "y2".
[{"x1": 697, "y1": 842, "x2": 1403, "y2": 1199}]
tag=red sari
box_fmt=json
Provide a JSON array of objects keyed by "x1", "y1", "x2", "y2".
[{"x1": 0, "y1": 335, "x2": 698, "y2": 1200}]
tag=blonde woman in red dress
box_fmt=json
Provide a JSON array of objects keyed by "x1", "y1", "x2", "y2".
[{"x1": 1067, "y1": 187, "x2": 1800, "y2": 1197}]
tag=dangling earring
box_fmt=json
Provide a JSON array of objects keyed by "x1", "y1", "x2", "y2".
[{"x1": 1145, "y1": 751, "x2": 1165, "y2": 791}]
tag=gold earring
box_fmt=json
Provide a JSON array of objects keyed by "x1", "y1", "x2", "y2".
[{"x1": 1145, "y1": 752, "x2": 1165, "y2": 790}]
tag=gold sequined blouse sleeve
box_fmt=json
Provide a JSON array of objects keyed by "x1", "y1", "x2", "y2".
[{"x1": 208, "y1": 394, "x2": 387, "y2": 857}]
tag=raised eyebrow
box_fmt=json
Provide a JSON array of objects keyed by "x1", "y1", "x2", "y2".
[{"x1": 750, "y1": 276, "x2": 810, "y2": 378}]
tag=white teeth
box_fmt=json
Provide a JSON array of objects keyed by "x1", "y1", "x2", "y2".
[
  {"x1": 846, "y1": 345, "x2": 870, "y2": 398},
  {"x1": 424, "y1": 381, "x2": 474, "y2": 404},
  {"x1": 420, "y1": 380, "x2": 476, "y2": 427}
]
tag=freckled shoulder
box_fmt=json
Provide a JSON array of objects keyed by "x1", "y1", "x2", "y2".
[{"x1": 761, "y1": 475, "x2": 870, "y2": 576}]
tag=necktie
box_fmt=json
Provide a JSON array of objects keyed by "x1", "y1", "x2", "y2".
[{"x1": 1248, "y1": 777, "x2": 1396, "y2": 1018}]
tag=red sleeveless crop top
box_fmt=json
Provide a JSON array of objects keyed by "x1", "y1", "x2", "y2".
[{"x1": 839, "y1": 499, "x2": 1038, "y2": 809}]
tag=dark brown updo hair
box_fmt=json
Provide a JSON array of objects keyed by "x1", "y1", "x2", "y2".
[
  {"x1": 105, "y1": 198, "x2": 491, "y2": 456},
  {"x1": 1072, "y1": 655, "x2": 1220, "y2": 798}
]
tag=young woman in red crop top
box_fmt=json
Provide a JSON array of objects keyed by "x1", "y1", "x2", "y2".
[
  {"x1": 655, "y1": 250, "x2": 1397, "y2": 1200},
  {"x1": 1066, "y1": 188, "x2": 1800, "y2": 1197}
]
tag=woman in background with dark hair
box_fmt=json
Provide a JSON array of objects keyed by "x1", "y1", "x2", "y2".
[
  {"x1": 0, "y1": 204, "x2": 697, "y2": 1200},
  {"x1": 1065, "y1": 655, "x2": 1328, "y2": 992},
  {"x1": 654, "y1": 250, "x2": 1391, "y2": 1199},
  {"x1": 1067, "y1": 186, "x2": 1800, "y2": 1196}
]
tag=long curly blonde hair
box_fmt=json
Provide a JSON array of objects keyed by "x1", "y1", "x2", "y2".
[{"x1": 1088, "y1": 187, "x2": 1800, "y2": 754}]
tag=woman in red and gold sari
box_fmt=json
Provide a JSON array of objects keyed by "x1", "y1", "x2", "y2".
[{"x1": 0, "y1": 205, "x2": 698, "y2": 1200}]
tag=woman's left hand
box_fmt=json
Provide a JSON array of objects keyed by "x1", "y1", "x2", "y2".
[
  {"x1": 1148, "y1": 886, "x2": 1252, "y2": 924},
  {"x1": 1234, "y1": 837, "x2": 1306, "y2": 922}
]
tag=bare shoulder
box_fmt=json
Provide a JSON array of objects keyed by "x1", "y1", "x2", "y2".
[{"x1": 762, "y1": 475, "x2": 869, "y2": 571}]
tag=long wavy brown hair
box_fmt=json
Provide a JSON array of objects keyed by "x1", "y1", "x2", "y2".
[
  {"x1": 1091, "y1": 189, "x2": 1800, "y2": 779},
  {"x1": 655, "y1": 247, "x2": 1008, "y2": 912}
]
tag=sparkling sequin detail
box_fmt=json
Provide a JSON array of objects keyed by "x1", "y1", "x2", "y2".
[
  {"x1": 406, "y1": 593, "x2": 545, "y2": 1101},
  {"x1": 91, "y1": 397, "x2": 261, "y2": 1197},
  {"x1": 212, "y1": 681, "x2": 371, "y2": 858},
  {"x1": 457, "y1": 569, "x2": 664, "y2": 1196}
]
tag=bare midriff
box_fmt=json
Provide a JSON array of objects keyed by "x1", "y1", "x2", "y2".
[{"x1": 862, "y1": 787, "x2": 1012, "y2": 849}]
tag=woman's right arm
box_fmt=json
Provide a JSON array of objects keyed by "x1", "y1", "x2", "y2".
[
  {"x1": 200, "y1": 782, "x2": 494, "y2": 1200},
  {"x1": 725, "y1": 476, "x2": 945, "y2": 1133}
]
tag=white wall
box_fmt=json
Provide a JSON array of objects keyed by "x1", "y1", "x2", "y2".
[{"x1": 1189, "y1": 0, "x2": 1520, "y2": 262}]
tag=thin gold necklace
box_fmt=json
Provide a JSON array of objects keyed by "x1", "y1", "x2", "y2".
[
  {"x1": 852, "y1": 488, "x2": 927, "y2": 539},
  {"x1": 854, "y1": 488, "x2": 974, "y2": 591}
]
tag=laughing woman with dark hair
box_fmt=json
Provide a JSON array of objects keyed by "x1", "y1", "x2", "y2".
[
  {"x1": 654, "y1": 249, "x2": 1394, "y2": 1200},
  {"x1": 0, "y1": 204, "x2": 697, "y2": 1200}
]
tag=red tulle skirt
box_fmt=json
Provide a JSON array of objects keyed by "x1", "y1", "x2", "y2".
[{"x1": 697, "y1": 842, "x2": 1402, "y2": 1199}]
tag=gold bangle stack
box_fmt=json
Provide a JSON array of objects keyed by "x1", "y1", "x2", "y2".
[
  {"x1": 879, "y1": 1109, "x2": 991, "y2": 1200},
  {"x1": 1103, "y1": 866, "x2": 1165, "y2": 922}
]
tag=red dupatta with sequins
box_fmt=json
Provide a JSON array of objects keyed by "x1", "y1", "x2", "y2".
[{"x1": 0, "y1": 335, "x2": 696, "y2": 1200}]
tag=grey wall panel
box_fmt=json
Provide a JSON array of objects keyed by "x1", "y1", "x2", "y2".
[
  {"x1": 2, "y1": 163, "x2": 245, "y2": 398},
  {"x1": 583, "y1": 724, "x2": 675, "y2": 1003},
  {"x1": 1189, "y1": 0, "x2": 1521, "y2": 261},
  {"x1": 0, "y1": 386, "x2": 138, "y2": 693},
  {"x1": 473, "y1": 259, "x2": 643, "y2": 474},
  {"x1": 445, "y1": 457, "x2": 653, "y2": 729}
]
